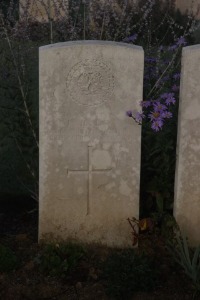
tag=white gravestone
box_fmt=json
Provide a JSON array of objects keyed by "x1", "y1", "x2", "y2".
[
  {"x1": 39, "y1": 41, "x2": 144, "y2": 247},
  {"x1": 174, "y1": 45, "x2": 200, "y2": 246}
]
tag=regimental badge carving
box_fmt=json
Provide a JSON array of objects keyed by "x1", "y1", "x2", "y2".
[{"x1": 67, "y1": 59, "x2": 114, "y2": 106}]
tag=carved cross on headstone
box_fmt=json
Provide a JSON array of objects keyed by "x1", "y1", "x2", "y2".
[{"x1": 67, "y1": 146, "x2": 112, "y2": 215}]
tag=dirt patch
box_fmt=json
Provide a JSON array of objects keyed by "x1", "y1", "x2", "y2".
[{"x1": 0, "y1": 198, "x2": 196, "y2": 300}]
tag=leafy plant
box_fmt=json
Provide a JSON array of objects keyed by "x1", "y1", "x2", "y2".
[
  {"x1": 0, "y1": 244, "x2": 18, "y2": 272},
  {"x1": 103, "y1": 249, "x2": 158, "y2": 299},
  {"x1": 38, "y1": 242, "x2": 85, "y2": 277},
  {"x1": 168, "y1": 230, "x2": 200, "y2": 298}
]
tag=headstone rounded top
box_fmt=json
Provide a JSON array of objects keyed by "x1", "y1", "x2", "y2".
[{"x1": 39, "y1": 40, "x2": 143, "y2": 51}]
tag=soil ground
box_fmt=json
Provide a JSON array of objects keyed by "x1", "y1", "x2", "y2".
[{"x1": 0, "y1": 197, "x2": 198, "y2": 300}]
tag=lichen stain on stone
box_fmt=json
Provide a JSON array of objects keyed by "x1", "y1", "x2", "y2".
[
  {"x1": 98, "y1": 124, "x2": 108, "y2": 132},
  {"x1": 119, "y1": 179, "x2": 132, "y2": 197},
  {"x1": 105, "y1": 182, "x2": 116, "y2": 190},
  {"x1": 92, "y1": 150, "x2": 112, "y2": 169},
  {"x1": 77, "y1": 187, "x2": 84, "y2": 195},
  {"x1": 96, "y1": 107, "x2": 110, "y2": 121}
]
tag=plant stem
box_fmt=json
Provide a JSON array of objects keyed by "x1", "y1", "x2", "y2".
[{"x1": 0, "y1": 14, "x2": 39, "y2": 149}]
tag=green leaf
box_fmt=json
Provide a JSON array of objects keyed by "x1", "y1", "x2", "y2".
[
  {"x1": 182, "y1": 235, "x2": 192, "y2": 270},
  {"x1": 192, "y1": 247, "x2": 200, "y2": 270},
  {"x1": 176, "y1": 235, "x2": 191, "y2": 272},
  {"x1": 156, "y1": 194, "x2": 164, "y2": 213}
]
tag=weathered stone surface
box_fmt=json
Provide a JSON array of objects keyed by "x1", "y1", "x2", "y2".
[
  {"x1": 176, "y1": 0, "x2": 200, "y2": 19},
  {"x1": 19, "y1": 0, "x2": 68, "y2": 22},
  {"x1": 174, "y1": 45, "x2": 200, "y2": 246},
  {"x1": 39, "y1": 40, "x2": 144, "y2": 247}
]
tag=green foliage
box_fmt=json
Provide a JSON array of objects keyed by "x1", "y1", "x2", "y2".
[
  {"x1": 153, "y1": 213, "x2": 178, "y2": 239},
  {"x1": 38, "y1": 242, "x2": 85, "y2": 277},
  {"x1": 0, "y1": 40, "x2": 39, "y2": 199},
  {"x1": 168, "y1": 230, "x2": 200, "y2": 298},
  {"x1": 192, "y1": 23, "x2": 200, "y2": 44},
  {"x1": 140, "y1": 42, "x2": 180, "y2": 218},
  {"x1": 140, "y1": 119, "x2": 178, "y2": 217},
  {"x1": 103, "y1": 249, "x2": 158, "y2": 299},
  {"x1": 0, "y1": 244, "x2": 18, "y2": 272},
  {"x1": 136, "y1": 0, "x2": 194, "y2": 46},
  {"x1": 0, "y1": 0, "x2": 19, "y2": 19}
]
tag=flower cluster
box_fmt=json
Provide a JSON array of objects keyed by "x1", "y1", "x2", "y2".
[
  {"x1": 126, "y1": 94, "x2": 177, "y2": 132},
  {"x1": 126, "y1": 93, "x2": 175, "y2": 132},
  {"x1": 126, "y1": 110, "x2": 145, "y2": 124},
  {"x1": 142, "y1": 94, "x2": 175, "y2": 131},
  {"x1": 125, "y1": 32, "x2": 186, "y2": 131}
]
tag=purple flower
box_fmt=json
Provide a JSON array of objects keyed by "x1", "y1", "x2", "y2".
[
  {"x1": 160, "y1": 75, "x2": 170, "y2": 82},
  {"x1": 148, "y1": 101, "x2": 168, "y2": 122},
  {"x1": 161, "y1": 111, "x2": 172, "y2": 119},
  {"x1": 151, "y1": 119, "x2": 164, "y2": 132},
  {"x1": 145, "y1": 57, "x2": 157, "y2": 63},
  {"x1": 163, "y1": 59, "x2": 171, "y2": 65},
  {"x1": 160, "y1": 92, "x2": 174, "y2": 100},
  {"x1": 126, "y1": 110, "x2": 133, "y2": 117},
  {"x1": 169, "y1": 44, "x2": 178, "y2": 51},
  {"x1": 159, "y1": 45, "x2": 164, "y2": 52},
  {"x1": 173, "y1": 73, "x2": 180, "y2": 80},
  {"x1": 123, "y1": 34, "x2": 138, "y2": 43},
  {"x1": 176, "y1": 36, "x2": 187, "y2": 46},
  {"x1": 144, "y1": 74, "x2": 151, "y2": 81},
  {"x1": 153, "y1": 102, "x2": 167, "y2": 112},
  {"x1": 165, "y1": 94, "x2": 176, "y2": 106},
  {"x1": 160, "y1": 93, "x2": 168, "y2": 99},
  {"x1": 141, "y1": 100, "x2": 151, "y2": 108},
  {"x1": 133, "y1": 111, "x2": 145, "y2": 124},
  {"x1": 148, "y1": 110, "x2": 162, "y2": 121},
  {"x1": 172, "y1": 84, "x2": 179, "y2": 92}
]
